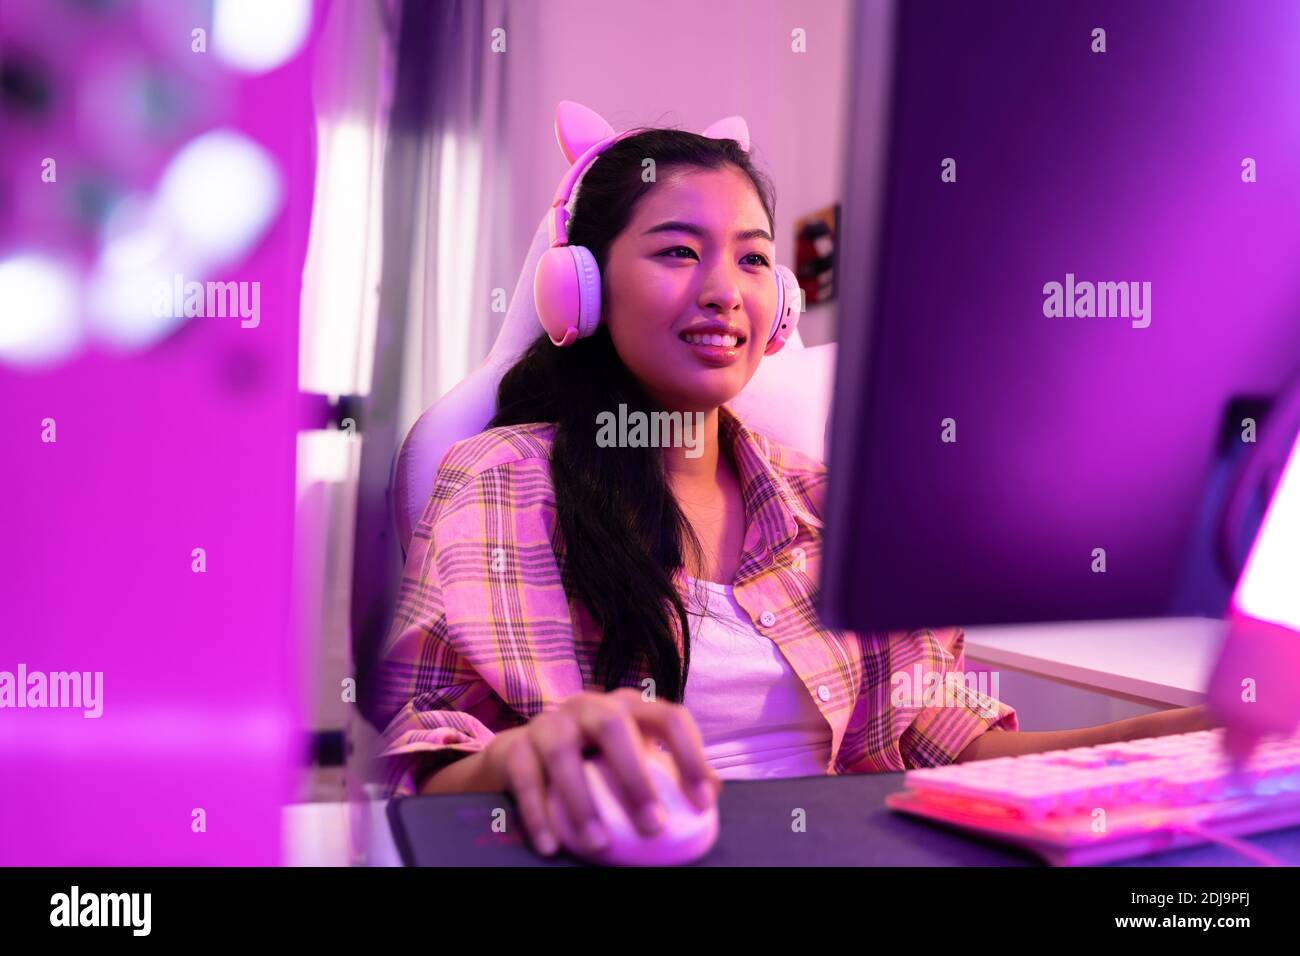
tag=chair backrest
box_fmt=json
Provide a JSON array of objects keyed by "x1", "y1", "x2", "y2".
[{"x1": 388, "y1": 209, "x2": 838, "y2": 557}]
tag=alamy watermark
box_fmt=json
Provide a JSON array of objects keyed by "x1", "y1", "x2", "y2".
[
  {"x1": 890, "y1": 664, "x2": 1002, "y2": 719},
  {"x1": 0, "y1": 664, "x2": 103, "y2": 718},
  {"x1": 595, "y1": 404, "x2": 706, "y2": 458},
  {"x1": 152, "y1": 273, "x2": 261, "y2": 328},
  {"x1": 1042, "y1": 273, "x2": 1150, "y2": 329},
  {"x1": 50, "y1": 886, "x2": 150, "y2": 936}
]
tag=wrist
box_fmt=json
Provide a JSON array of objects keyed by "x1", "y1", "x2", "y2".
[
  {"x1": 417, "y1": 733, "x2": 514, "y2": 795},
  {"x1": 480, "y1": 726, "x2": 525, "y2": 789}
]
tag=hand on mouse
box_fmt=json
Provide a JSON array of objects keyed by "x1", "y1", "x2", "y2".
[{"x1": 481, "y1": 688, "x2": 723, "y2": 858}]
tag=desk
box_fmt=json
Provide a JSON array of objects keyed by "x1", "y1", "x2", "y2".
[
  {"x1": 965, "y1": 617, "x2": 1224, "y2": 730},
  {"x1": 377, "y1": 772, "x2": 1300, "y2": 867},
  {"x1": 965, "y1": 617, "x2": 1224, "y2": 706}
]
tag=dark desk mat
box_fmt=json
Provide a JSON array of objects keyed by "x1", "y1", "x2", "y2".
[{"x1": 388, "y1": 771, "x2": 1300, "y2": 867}]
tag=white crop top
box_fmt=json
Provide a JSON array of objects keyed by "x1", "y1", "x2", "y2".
[{"x1": 680, "y1": 576, "x2": 834, "y2": 779}]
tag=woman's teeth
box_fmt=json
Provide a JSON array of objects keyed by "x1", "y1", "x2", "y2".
[{"x1": 682, "y1": 332, "x2": 740, "y2": 347}]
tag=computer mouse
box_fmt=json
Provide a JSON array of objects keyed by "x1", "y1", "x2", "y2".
[{"x1": 545, "y1": 747, "x2": 719, "y2": 866}]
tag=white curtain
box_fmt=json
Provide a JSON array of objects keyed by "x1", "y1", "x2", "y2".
[
  {"x1": 299, "y1": 0, "x2": 398, "y2": 399},
  {"x1": 394, "y1": 0, "x2": 522, "y2": 442}
]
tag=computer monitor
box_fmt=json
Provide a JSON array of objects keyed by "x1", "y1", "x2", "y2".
[{"x1": 819, "y1": 0, "x2": 1300, "y2": 632}]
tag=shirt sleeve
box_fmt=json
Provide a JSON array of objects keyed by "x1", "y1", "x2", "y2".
[
  {"x1": 890, "y1": 625, "x2": 1019, "y2": 768},
  {"x1": 373, "y1": 461, "x2": 526, "y2": 799}
]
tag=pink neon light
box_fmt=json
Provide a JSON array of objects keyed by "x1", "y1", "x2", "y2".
[{"x1": 1232, "y1": 428, "x2": 1300, "y2": 630}]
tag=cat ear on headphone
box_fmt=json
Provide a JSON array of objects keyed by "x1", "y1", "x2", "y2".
[
  {"x1": 701, "y1": 115, "x2": 750, "y2": 152},
  {"x1": 555, "y1": 100, "x2": 617, "y2": 165}
]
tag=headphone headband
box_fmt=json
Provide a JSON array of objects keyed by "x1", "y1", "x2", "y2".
[{"x1": 547, "y1": 129, "x2": 638, "y2": 247}]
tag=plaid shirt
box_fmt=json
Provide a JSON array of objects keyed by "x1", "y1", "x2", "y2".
[{"x1": 375, "y1": 403, "x2": 1018, "y2": 798}]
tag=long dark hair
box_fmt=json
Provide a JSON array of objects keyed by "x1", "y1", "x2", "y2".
[{"x1": 488, "y1": 126, "x2": 777, "y2": 703}]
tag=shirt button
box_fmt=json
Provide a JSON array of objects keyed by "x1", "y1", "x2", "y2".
[
  {"x1": 759, "y1": 610, "x2": 777, "y2": 627},
  {"x1": 818, "y1": 685, "x2": 831, "y2": 702}
]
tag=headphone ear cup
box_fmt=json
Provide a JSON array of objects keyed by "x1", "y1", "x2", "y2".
[
  {"x1": 535, "y1": 245, "x2": 603, "y2": 346},
  {"x1": 765, "y1": 264, "x2": 802, "y2": 356},
  {"x1": 571, "y1": 245, "x2": 603, "y2": 339}
]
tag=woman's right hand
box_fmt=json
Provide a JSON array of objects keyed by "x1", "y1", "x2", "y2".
[{"x1": 481, "y1": 688, "x2": 723, "y2": 858}]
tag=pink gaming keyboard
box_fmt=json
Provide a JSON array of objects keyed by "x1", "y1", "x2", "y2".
[{"x1": 885, "y1": 727, "x2": 1300, "y2": 865}]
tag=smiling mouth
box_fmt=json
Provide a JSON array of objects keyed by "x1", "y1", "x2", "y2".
[
  {"x1": 678, "y1": 332, "x2": 746, "y2": 348},
  {"x1": 678, "y1": 333, "x2": 746, "y2": 367}
]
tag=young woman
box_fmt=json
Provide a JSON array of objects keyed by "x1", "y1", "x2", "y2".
[{"x1": 375, "y1": 123, "x2": 1216, "y2": 859}]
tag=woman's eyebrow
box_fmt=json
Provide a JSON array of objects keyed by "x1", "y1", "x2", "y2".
[{"x1": 642, "y1": 220, "x2": 773, "y2": 243}]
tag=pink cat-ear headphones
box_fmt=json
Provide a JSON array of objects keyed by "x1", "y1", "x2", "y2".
[{"x1": 533, "y1": 101, "x2": 802, "y2": 356}]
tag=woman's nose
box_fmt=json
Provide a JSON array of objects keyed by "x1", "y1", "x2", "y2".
[{"x1": 699, "y1": 279, "x2": 743, "y2": 313}]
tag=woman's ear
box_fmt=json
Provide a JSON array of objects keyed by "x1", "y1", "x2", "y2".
[
  {"x1": 701, "y1": 115, "x2": 750, "y2": 152},
  {"x1": 555, "y1": 100, "x2": 617, "y2": 164}
]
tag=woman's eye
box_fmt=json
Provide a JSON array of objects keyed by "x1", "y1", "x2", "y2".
[{"x1": 660, "y1": 247, "x2": 770, "y2": 267}]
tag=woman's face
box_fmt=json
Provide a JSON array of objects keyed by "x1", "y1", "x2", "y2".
[{"x1": 601, "y1": 165, "x2": 777, "y2": 414}]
